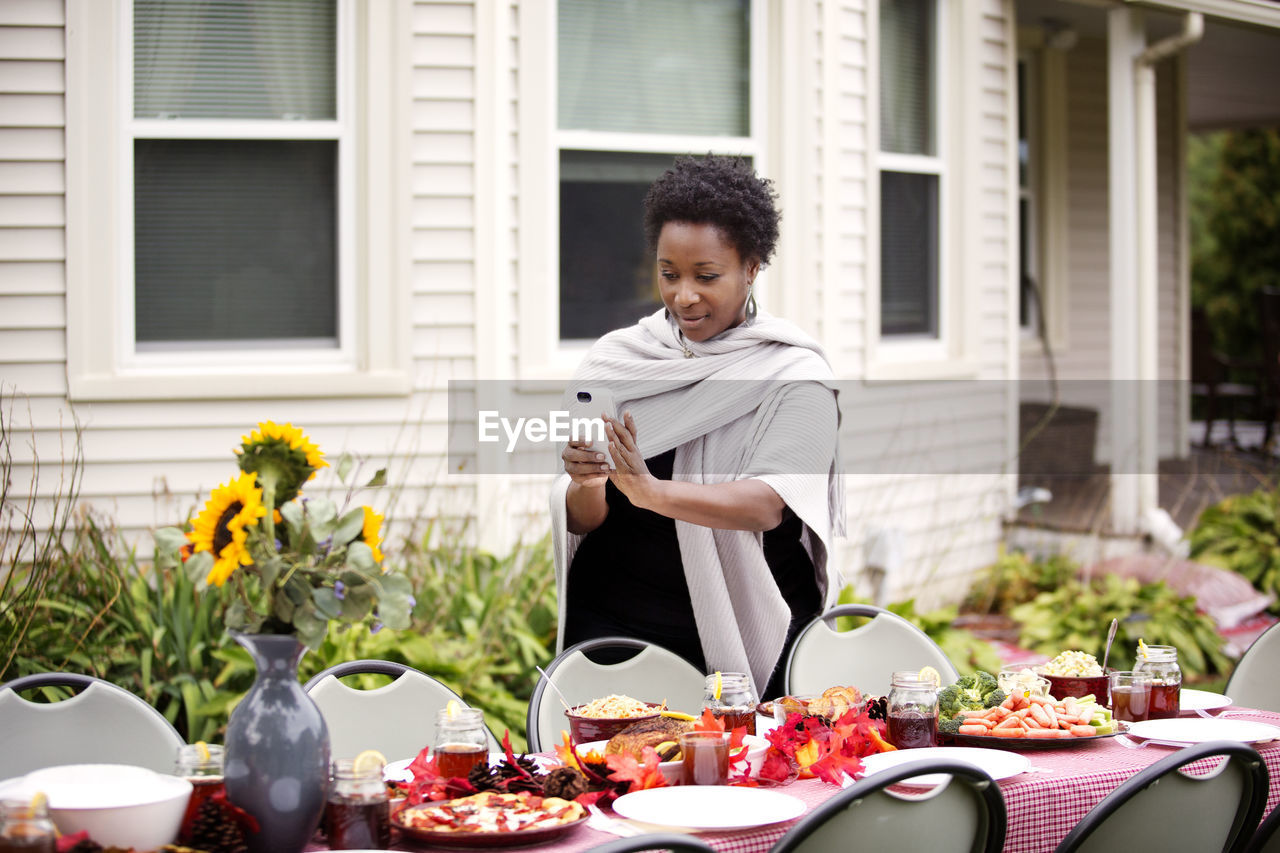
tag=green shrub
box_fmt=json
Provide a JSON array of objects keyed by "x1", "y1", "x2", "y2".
[
  {"x1": 1011, "y1": 575, "x2": 1232, "y2": 678},
  {"x1": 1188, "y1": 487, "x2": 1280, "y2": 614},
  {"x1": 962, "y1": 547, "x2": 1079, "y2": 615}
]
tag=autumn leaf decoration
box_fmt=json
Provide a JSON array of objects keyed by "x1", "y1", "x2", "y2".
[
  {"x1": 605, "y1": 746, "x2": 668, "y2": 791},
  {"x1": 761, "y1": 707, "x2": 893, "y2": 785}
]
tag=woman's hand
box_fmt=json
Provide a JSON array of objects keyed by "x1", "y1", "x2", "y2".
[
  {"x1": 562, "y1": 439, "x2": 611, "y2": 488},
  {"x1": 605, "y1": 412, "x2": 661, "y2": 508}
]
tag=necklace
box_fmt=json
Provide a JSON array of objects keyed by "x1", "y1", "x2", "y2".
[{"x1": 677, "y1": 330, "x2": 695, "y2": 358}]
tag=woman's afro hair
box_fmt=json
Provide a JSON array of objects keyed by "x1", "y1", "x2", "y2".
[{"x1": 642, "y1": 155, "x2": 781, "y2": 267}]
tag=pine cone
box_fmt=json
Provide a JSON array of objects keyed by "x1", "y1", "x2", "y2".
[
  {"x1": 184, "y1": 797, "x2": 249, "y2": 853},
  {"x1": 865, "y1": 695, "x2": 888, "y2": 721},
  {"x1": 542, "y1": 766, "x2": 587, "y2": 800}
]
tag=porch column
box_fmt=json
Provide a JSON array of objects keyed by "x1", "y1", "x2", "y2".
[{"x1": 1107, "y1": 7, "x2": 1159, "y2": 535}]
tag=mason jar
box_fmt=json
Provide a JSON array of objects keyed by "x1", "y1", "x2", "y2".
[
  {"x1": 1134, "y1": 645, "x2": 1181, "y2": 719},
  {"x1": 324, "y1": 757, "x2": 390, "y2": 850},
  {"x1": 0, "y1": 797, "x2": 57, "y2": 853},
  {"x1": 886, "y1": 671, "x2": 939, "y2": 749},
  {"x1": 702, "y1": 672, "x2": 758, "y2": 736},
  {"x1": 174, "y1": 743, "x2": 225, "y2": 846},
  {"x1": 433, "y1": 706, "x2": 489, "y2": 779}
]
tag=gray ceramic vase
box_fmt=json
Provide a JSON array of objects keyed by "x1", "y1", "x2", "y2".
[{"x1": 224, "y1": 631, "x2": 330, "y2": 853}]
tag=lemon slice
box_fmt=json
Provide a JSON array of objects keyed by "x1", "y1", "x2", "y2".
[
  {"x1": 1137, "y1": 638, "x2": 1149, "y2": 661},
  {"x1": 660, "y1": 710, "x2": 696, "y2": 722},
  {"x1": 713, "y1": 671, "x2": 723, "y2": 701},
  {"x1": 352, "y1": 749, "x2": 387, "y2": 775},
  {"x1": 195, "y1": 740, "x2": 210, "y2": 763},
  {"x1": 918, "y1": 666, "x2": 942, "y2": 688},
  {"x1": 445, "y1": 699, "x2": 461, "y2": 718},
  {"x1": 28, "y1": 791, "x2": 48, "y2": 817}
]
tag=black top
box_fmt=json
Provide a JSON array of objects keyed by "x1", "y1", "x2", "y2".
[{"x1": 563, "y1": 449, "x2": 821, "y2": 697}]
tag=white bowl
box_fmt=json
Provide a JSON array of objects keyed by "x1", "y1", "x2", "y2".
[
  {"x1": 4, "y1": 764, "x2": 192, "y2": 851},
  {"x1": 578, "y1": 735, "x2": 769, "y2": 784}
]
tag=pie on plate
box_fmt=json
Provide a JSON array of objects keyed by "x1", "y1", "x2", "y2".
[{"x1": 393, "y1": 791, "x2": 586, "y2": 845}]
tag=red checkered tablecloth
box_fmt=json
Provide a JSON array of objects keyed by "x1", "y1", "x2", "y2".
[{"x1": 310, "y1": 707, "x2": 1280, "y2": 853}]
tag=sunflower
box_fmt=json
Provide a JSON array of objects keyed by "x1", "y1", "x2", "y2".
[
  {"x1": 236, "y1": 421, "x2": 328, "y2": 504},
  {"x1": 361, "y1": 505, "x2": 385, "y2": 566},
  {"x1": 188, "y1": 471, "x2": 268, "y2": 586}
]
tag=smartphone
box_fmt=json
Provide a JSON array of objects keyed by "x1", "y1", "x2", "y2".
[{"x1": 566, "y1": 387, "x2": 619, "y2": 469}]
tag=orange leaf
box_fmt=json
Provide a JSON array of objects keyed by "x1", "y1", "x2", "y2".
[
  {"x1": 694, "y1": 708, "x2": 725, "y2": 733},
  {"x1": 605, "y1": 746, "x2": 669, "y2": 791}
]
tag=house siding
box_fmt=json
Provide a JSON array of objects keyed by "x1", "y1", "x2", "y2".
[{"x1": 3, "y1": 0, "x2": 1020, "y2": 611}]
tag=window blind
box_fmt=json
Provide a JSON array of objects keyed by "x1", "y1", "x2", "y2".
[
  {"x1": 880, "y1": 170, "x2": 938, "y2": 336},
  {"x1": 558, "y1": 0, "x2": 749, "y2": 137},
  {"x1": 134, "y1": 0, "x2": 336, "y2": 120},
  {"x1": 134, "y1": 139, "x2": 337, "y2": 345},
  {"x1": 879, "y1": 0, "x2": 934, "y2": 156}
]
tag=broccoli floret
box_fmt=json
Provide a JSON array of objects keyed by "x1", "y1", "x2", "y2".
[
  {"x1": 939, "y1": 716, "x2": 964, "y2": 736},
  {"x1": 937, "y1": 684, "x2": 966, "y2": 719},
  {"x1": 982, "y1": 689, "x2": 1007, "y2": 709},
  {"x1": 954, "y1": 673, "x2": 979, "y2": 692},
  {"x1": 974, "y1": 671, "x2": 999, "y2": 695}
]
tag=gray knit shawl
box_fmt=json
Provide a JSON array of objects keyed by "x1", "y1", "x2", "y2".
[{"x1": 549, "y1": 308, "x2": 845, "y2": 692}]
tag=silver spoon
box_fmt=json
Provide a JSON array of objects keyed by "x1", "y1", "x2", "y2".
[
  {"x1": 1101, "y1": 618, "x2": 1119, "y2": 671},
  {"x1": 535, "y1": 665, "x2": 573, "y2": 713}
]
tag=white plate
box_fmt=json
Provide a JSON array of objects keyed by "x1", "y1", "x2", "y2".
[
  {"x1": 1125, "y1": 717, "x2": 1280, "y2": 745},
  {"x1": 854, "y1": 747, "x2": 1031, "y2": 787},
  {"x1": 384, "y1": 752, "x2": 559, "y2": 783},
  {"x1": 1179, "y1": 689, "x2": 1232, "y2": 714},
  {"x1": 612, "y1": 785, "x2": 806, "y2": 831}
]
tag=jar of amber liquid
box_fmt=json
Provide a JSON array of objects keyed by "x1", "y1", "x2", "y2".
[
  {"x1": 433, "y1": 706, "x2": 489, "y2": 779},
  {"x1": 703, "y1": 672, "x2": 757, "y2": 736},
  {"x1": 324, "y1": 758, "x2": 391, "y2": 850},
  {"x1": 1134, "y1": 645, "x2": 1181, "y2": 719},
  {"x1": 175, "y1": 743, "x2": 225, "y2": 846},
  {"x1": 0, "y1": 798, "x2": 56, "y2": 853}
]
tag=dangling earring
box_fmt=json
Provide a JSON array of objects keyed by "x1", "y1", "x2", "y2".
[{"x1": 745, "y1": 283, "x2": 757, "y2": 322}]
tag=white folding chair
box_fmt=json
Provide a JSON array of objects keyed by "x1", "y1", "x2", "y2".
[
  {"x1": 784, "y1": 604, "x2": 959, "y2": 696},
  {"x1": 1054, "y1": 740, "x2": 1268, "y2": 853},
  {"x1": 769, "y1": 759, "x2": 1006, "y2": 853},
  {"x1": 525, "y1": 637, "x2": 704, "y2": 752},
  {"x1": 588, "y1": 833, "x2": 718, "y2": 853},
  {"x1": 1226, "y1": 620, "x2": 1280, "y2": 713},
  {"x1": 0, "y1": 673, "x2": 186, "y2": 780},
  {"x1": 304, "y1": 660, "x2": 499, "y2": 761}
]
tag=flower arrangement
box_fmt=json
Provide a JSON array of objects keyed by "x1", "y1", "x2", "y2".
[{"x1": 156, "y1": 422, "x2": 413, "y2": 648}]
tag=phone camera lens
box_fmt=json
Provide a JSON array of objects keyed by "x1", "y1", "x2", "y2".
[{"x1": 575, "y1": 392, "x2": 592, "y2": 403}]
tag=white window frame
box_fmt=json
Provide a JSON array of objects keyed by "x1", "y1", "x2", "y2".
[
  {"x1": 867, "y1": 0, "x2": 986, "y2": 380},
  {"x1": 518, "y1": 0, "x2": 769, "y2": 379},
  {"x1": 1018, "y1": 52, "x2": 1041, "y2": 342},
  {"x1": 65, "y1": 0, "x2": 411, "y2": 400}
]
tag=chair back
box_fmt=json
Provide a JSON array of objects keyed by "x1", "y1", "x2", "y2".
[
  {"x1": 0, "y1": 673, "x2": 186, "y2": 780},
  {"x1": 784, "y1": 604, "x2": 959, "y2": 696},
  {"x1": 304, "y1": 660, "x2": 499, "y2": 761},
  {"x1": 1053, "y1": 740, "x2": 1268, "y2": 853},
  {"x1": 1226, "y1": 620, "x2": 1280, "y2": 713},
  {"x1": 1244, "y1": 800, "x2": 1280, "y2": 853},
  {"x1": 769, "y1": 759, "x2": 1006, "y2": 853},
  {"x1": 526, "y1": 637, "x2": 704, "y2": 752}
]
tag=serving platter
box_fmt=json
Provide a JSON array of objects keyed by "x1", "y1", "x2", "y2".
[
  {"x1": 391, "y1": 800, "x2": 587, "y2": 848},
  {"x1": 612, "y1": 786, "x2": 805, "y2": 831},
  {"x1": 854, "y1": 747, "x2": 1030, "y2": 787},
  {"x1": 947, "y1": 722, "x2": 1129, "y2": 750}
]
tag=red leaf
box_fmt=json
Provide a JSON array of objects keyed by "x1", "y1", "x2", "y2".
[
  {"x1": 605, "y1": 746, "x2": 669, "y2": 791},
  {"x1": 694, "y1": 707, "x2": 725, "y2": 733}
]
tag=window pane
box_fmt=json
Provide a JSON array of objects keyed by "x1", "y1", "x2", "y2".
[
  {"x1": 559, "y1": 0, "x2": 749, "y2": 136},
  {"x1": 134, "y1": 0, "x2": 336, "y2": 120},
  {"x1": 134, "y1": 140, "x2": 337, "y2": 346},
  {"x1": 880, "y1": 170, "x2": 938, "y2": 336},
  {"x1": 879, "y1": 0, "x2": 935, "y2": 155},
  {"x1": 559, "y1": 150, "x2": 677, "y2": 340}
]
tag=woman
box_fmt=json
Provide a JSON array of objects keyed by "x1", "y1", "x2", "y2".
[{"x1": 549, "y1": 155, "x2": 843, "y2": 698}]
